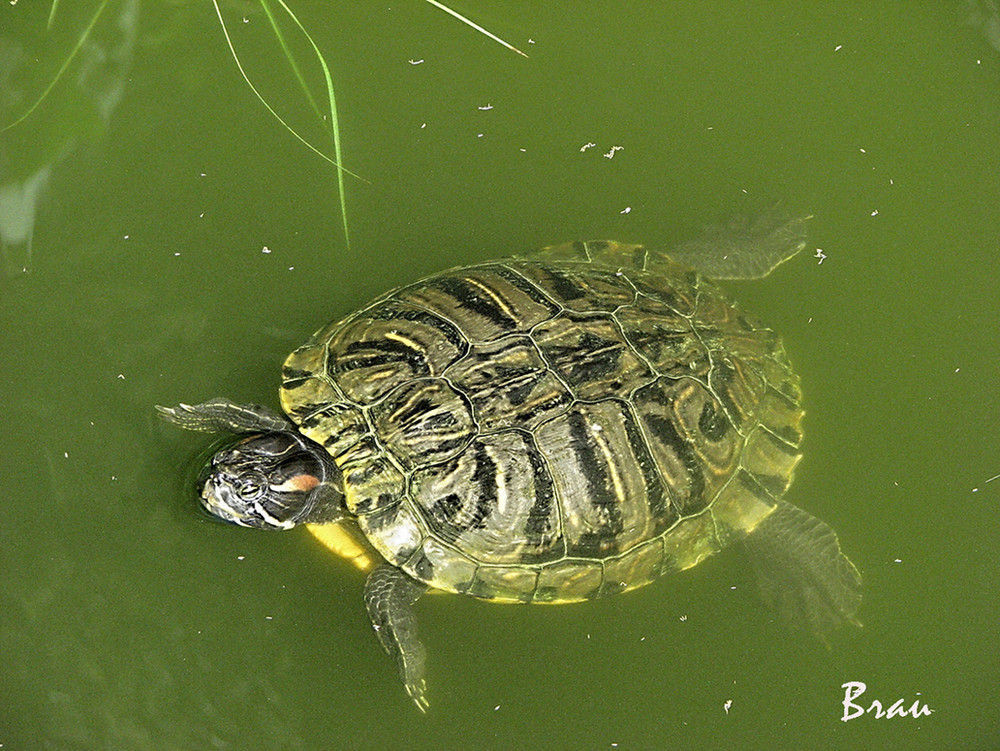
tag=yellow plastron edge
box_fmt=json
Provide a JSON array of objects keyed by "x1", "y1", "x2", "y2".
[{"x1": 305, "y1": 522, "x2": 378, "y2": 573}]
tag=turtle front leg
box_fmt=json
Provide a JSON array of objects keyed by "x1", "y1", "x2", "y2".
[
  {"x1": 363, "y1": 564, "x2": 430, "y2": 712},
  {"x1": 156, "y1": 398, "x2": 292, "y2": 434}
]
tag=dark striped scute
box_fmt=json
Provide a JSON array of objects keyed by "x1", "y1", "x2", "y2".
[
  {"x1": 281, "y1": 253, "x2": 804, "y2": 602},
  {"x1": 400, "y1": 265, "x2": 560, "y2": 343},
  {"x1": 370, "y1": 378, "x2": 475, "y2": 470},
  {"x1": 443, "y1": 335, "x2": 572, "y2": 431},
  {"x1": 325, "y1": 301, "x2": 468, "y2": 404},
  {"x1": 534, "y1": 400, "x2": 673, "y2": 557},
  {"x1": 509, "y1": 261, "x2": 636, "y2": 313},
  {"x1": 533, "y1": 313, "x2": 655, "y2": 401},
  {"x1": 630, "y1": 268, "x2": 701, "y2": 317},
  {"x1": 633, "y1": 377, "x2": 741, "y2": 516},
  {"x1": 616, "y1": 296, "x2": 711, "y2": 379},
  {"x1": 409, "y1": 432, "x2": 561, "y2": 563}
]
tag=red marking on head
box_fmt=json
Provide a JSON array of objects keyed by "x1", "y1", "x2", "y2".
[{"x1": 284, "y1": 473, "x2": 320, "y2": 492}]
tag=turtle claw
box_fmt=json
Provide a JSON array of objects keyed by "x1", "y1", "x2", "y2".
[
  {"x1": 155, "y1": 402, "x2": 213, "y2": 431},
  {"x1": 407, "y1": 679, "x2": 430, "y2": 714}
]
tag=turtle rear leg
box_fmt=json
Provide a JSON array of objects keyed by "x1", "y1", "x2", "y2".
[
  {"x1": 745, "y1": 499, "x2": 862, "y2": 640},
  {"x1": 364, "y1": 564, "x2": 430, "y2": 712},
  {"x1": 155, "y1": 398, "x2": 292, "y2": 434},
  {"x1": 527, "y1": 211, "x2": 810, "y2": 280},
  {"x1": 664, "y1": 211, "x2": 812, "y2": 280}
]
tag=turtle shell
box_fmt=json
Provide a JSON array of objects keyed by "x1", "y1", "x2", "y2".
[{"x1": 279, "y1": 242, "x2": 803, "y2": 603}]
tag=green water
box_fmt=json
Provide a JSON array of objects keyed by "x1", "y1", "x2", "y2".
[{"x1": 2, "y1": 1, "x2": 999, "y2": 749}]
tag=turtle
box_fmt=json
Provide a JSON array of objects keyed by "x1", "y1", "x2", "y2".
[{"x1": 157, "y1": 213, "x2": 862, "y2": 711}]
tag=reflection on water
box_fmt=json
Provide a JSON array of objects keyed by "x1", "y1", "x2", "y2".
[
  {"x1": 0, "y1": 0, "x2": 138, "y2": 276},
  {"x1": 962, "y1": 0, "x2": 1000, "y2": 53}
]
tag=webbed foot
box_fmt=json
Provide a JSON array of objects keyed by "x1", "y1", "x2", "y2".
[{"x1": 363, "y1": 564, "x2": 430, "y2": 712}]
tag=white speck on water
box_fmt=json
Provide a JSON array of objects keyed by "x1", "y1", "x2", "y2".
[
  {"x1": 494, "y1": 704, "x2": 501, "y2": 711},
  {"x1": 409, "y1": 59, "x2": 424, "y2": 65},
  {"x1": 580, "y1": 142, "x2": 597, "y2": 152},
  {"x1": 237, "y1": 556, "x2": 245, "y2": 561},
  {"x1": 262, "y1": 246, "x2": 271, "y2": 254},
  {"x1": 679, "y1": 614, "x2": 688, "y2": 622},
  {"x1": 117, "y1": 374, "x2": 125, "y2": 379},
  {"x1": 724, "y1": 699, "x2": 733, "y2": 714},
  {"x1": 64, "y1": 452, "x2": 69, "y2": 459},
  {"x1": 814, "y1": 248, "x2": 827, "y2": 264},
  {"x1": 604, "y1": 145, "x2": 623, "y2": 159},
  {"x1": 860, "y1": 148, "x2": 867, "y2": 153},
  {"x1": 894, "y1": 558, "x2": 903, "y2": 564},
  {"x1": 620, "y1": 206, "x2": 631, "y2": 214},
  {"x1": 834, "y1": 44, "x2": 843, "y2": 51},
  {"x1": 478, "y1": 104, "x2": 494, "y2": 111},
  {"x1": 975, "y1": 472, "x2": 1000, "y2": 491}
]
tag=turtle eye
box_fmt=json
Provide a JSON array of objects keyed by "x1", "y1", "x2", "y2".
[{"x1": 235, "y1": 471, "x2": 269, "y2": 501}]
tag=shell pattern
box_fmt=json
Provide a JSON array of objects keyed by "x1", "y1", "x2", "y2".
[{"x1": 280, "y1": 242, "x2": 803, "y2": 603}]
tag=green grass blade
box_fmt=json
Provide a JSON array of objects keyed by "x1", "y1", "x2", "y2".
[
  {"x1": 211, "y1": 0, "x2": 362, "y2": 185},
  {"x1": 257, "y1": 0, "x2": 324, "y2": 120},
  {"x1": 423, "y1": 0, "x2": 528, "y2": 57},
  {"x1": 1, "y1": 0, "x2": 110, "y2": 134},
  {"x1": 47, "y1": 0, "x2": 61, "y2": 30},
  {"x1": 272, "y1": 0, "x2": 351, "y2": 250}
]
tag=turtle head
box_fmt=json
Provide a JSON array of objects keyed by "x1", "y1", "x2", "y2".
[{"x1": 199, "y1": 431, "x2": 345, "y2": 530}]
